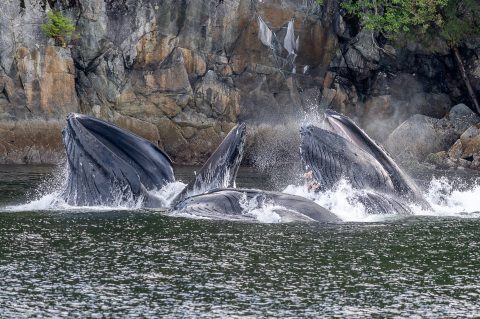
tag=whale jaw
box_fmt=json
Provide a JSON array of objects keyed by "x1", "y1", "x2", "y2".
[{"x1": 62, "y1": 113, "x2": 174, "y2": 207}]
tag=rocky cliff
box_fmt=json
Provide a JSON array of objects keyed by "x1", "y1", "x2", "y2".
[{"x1": 1, "y1": 0, "x2": 479, "y2": 168}]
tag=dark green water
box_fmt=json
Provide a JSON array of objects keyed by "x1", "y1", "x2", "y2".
[{"x1": 1, "y1": 165, "x2": 480, "y2": 318}]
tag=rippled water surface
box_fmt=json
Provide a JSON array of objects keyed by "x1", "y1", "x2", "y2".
[{"x1": 1, "y1": 165, "x2": 480, "y2": 317}]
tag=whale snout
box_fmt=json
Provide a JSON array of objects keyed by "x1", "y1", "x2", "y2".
[{"x1": 66, "y1": 112, "x2": 85, "y2": 122}]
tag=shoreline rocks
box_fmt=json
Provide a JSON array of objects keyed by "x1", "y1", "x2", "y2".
[{"x1": 0, "y1": 0, "x2": 480, "y2": 168}]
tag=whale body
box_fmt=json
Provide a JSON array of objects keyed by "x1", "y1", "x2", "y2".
[
  {"x1": 62, "y1": 113, "x2": 174, "y2": 207},
  {"x1": 300, "y1": 110, "x2": 432, "y2": 214},
  {"x1": 173, "y1": 123, "x2": 247, "y2": 203},
  {"x1": 61, "y1": 113, "x2": 338, "y2": 222},
  {"x1": 171, "y1": 188, "x2": 341, "y2": 222},
  {"x1": 324, "y1": 110, "x2": 427, "y2": 205}
]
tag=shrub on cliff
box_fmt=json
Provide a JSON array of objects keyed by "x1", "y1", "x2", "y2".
[
  {"x1": 41, "y1": 10, "x2": 75, "y2": 48},
  {"x1": 336, "y1": 0, "x2": 480, "y2": 114}
]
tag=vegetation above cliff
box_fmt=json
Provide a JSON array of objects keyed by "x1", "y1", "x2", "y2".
[
  {"x1": 332, "y1": 0, "x2": 480, "y2": 113},
  {"x1": 340, "y1": 0, "x2": 480, "y2": 47}
]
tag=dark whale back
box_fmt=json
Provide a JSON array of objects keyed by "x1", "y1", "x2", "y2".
[
  {"x1": 62, "y1": 113, "x2": 174, "y2": 206},
  {"x1": 172, "y1": 188, "x2": 341, "y2": 223}
]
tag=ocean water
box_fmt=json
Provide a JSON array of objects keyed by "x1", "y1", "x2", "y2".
[{"x1": 0, "y1": 165, "x2": 480, "y2": 317}]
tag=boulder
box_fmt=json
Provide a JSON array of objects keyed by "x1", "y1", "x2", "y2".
[
  {"x1": 428, "y1": 124, "x2": 480, "y2": 170},
  {"x1": 458, "y1": 124, "x2": 480, "y2": 159},
  {"x1": 385, "y1": 114, "x2": 457, "y2": 161},
  {"x1": 362, "y1": 92, "x2": 451, "y2": 142},
  {"x1": 447, "y1": 104, "x2": 480, "y2": 136},
  {"x1": 360, "y1": 73, "x2": 452, "y2": 141}
]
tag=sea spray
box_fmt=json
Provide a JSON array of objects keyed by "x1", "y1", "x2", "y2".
[
  {"x1": 419, "y1": 177, "x2": 480, "y2": 217},
  {"x1": 238, "y1": 192, "x2": 282, "y2": 223},
  {"x1": 283, "y1": 180, "x2": 369, "y2": 222},
  {"x1": 149, "y1": 181, "x2": 187, "y2": 208},
  {"x1": 5, "y1": 162, "x2": 186, "y2": 212},
  {"x1": 284, "y1": 176, "x2": 480, "y2": 222}
]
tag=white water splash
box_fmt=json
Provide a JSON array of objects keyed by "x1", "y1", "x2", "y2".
[
  {"x1": 283, "y1": 181, "x2": 370, "y2": 222},
  {"x1": 283, "y1": 176, "x2": 480, "y2": 222},
  {"x1": 238, "y1": 193, "x2": 282, "y2": 223},
  {"x1": 149, "y1": 181, "x2": 186, "y2": 208},
  {"x1": 5, "y1": 173, "x2": 186, "y2": 212},
  {"x1": 418, "y1": 177, "x2": 480, "y2": 218},
  {"x1": 4, "y1": 191, "x2": 141, "y2": 212}
]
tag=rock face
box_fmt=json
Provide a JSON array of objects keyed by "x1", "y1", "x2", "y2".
[
  {"x1": 0, "y1": 0, "x2": 340, "y2": 164},
  {"x1": 0, "y1": 0, "x2": 479, "y2": 165},
  {"x1": 427, "y1": 124, "x2": 480, "y2": 170},
  {"x1": 70, "y1": 0, "x2": 339, "y2": 164},
  {"x1": 387, "y1": 104, "x2": 480, "y2": 166},
  {"x1": 0, "y1": 119, "x2": 65, "y2": 164},
  {"x1": 385, "y1": 115, "x2": 457, "y2": 162}
]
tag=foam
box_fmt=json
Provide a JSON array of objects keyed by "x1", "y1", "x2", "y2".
[
  {"x1": 4, "y1": 164, "x2": 480, "y2": 223},
  {"x1": 283, "y1": 176, "x2": 480, "y2": 222}
]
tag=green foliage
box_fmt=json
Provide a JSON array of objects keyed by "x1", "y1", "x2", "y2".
[
  {"x1": 41, "y1": 11, "x2": 75, "y2": 47},
  {"x1": 440, "y1": 0, "x2": 480, "y2": 46},
  {"x1": 340, "y1": 0, "x2": 480, "y2": 48}
]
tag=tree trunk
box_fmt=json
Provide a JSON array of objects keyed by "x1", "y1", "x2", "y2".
[{"x1": 452, "y1": 46, "x2": 480, "y2": 114}]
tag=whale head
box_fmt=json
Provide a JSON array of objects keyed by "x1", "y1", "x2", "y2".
[
  {"x1": 300, "y1": 125, "x2": 394, "y2": 192},
  {"x1": 62, "y1": 113, "x2": 174, "y2": 206},
  {"x1": 173, "y1": 123, "x2": 247, "y2": 202},
  {"x1": 323, "y1": 110, "x2": 427, "y2": 204}
]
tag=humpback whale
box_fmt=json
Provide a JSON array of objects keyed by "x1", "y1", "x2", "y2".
[
  {"x1": 173, "y1": 123, "x2": 246, "y2": 202},
  {"x1": 61, "y1": 113, "x2": 338, "y2": 222},
  {"x1": 61, "y1": 114, "x2": 250, "y2": 209},
  {"x1": 324, "y1": 110, "x2": 426, "y2": 204},
  {"x1": 169, "y1": 124, "x2": 339, "y2": 222},
  {"x1": 300, "y1": 126, "x2": 396, "y2": 193},
  {"x1": 170, "y1": 124, "x2": 340, "y2": 222},
  {"x1": 300, "y1": 110, "x2": 431, "y2": 213},
  {"x1": 172, "y1": 188, "x2": 341, "y2": 222},
  {"x1": 62, "y1": 113, "x2": 174, "y2": 207}
]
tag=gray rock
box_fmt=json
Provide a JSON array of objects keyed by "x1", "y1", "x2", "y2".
[
  {"x1": 353, "y1": 29, "x2": 380, "y2": 63},
  {"x1": 385, "y1": 114, "x2": 458, "y2": 161},
  {"x1": 447, "y1": 103, "x2": 480, "y2": 135},
  {"x1": 428, "y1": 123, "x2": 480, "y2": 171}
]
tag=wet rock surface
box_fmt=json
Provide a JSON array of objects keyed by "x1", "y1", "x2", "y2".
[{"x1": 0, "y1": 0, "x2": 479, "y2": 166}]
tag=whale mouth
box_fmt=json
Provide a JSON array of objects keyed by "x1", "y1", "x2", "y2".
[
  {"x1": 299, "y1": 125, "x2": 346, "y2": 191},
  {"x1": 324, "y1": 109, "x2": 368, "y2": 150},
  {"x1": 62, "y1": 113, "x2": 174, "y2": 206},
  {"x1": 301, "y1": 110, "x2": 430, "y2": 209},
  {"x1": 174, "y1": 123, "x2": 247, "y2": 202}
]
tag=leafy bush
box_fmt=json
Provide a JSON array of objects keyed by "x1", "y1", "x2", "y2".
[
  {"x1": 339, "y1": 0, "x2": 480, "y2": 47},
  {"x1": 41, "y1": 10, "x2": 75, "y2": 47},
  {"x1": 335, "y1": 0, "x2": 480, "y2": 114}
]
